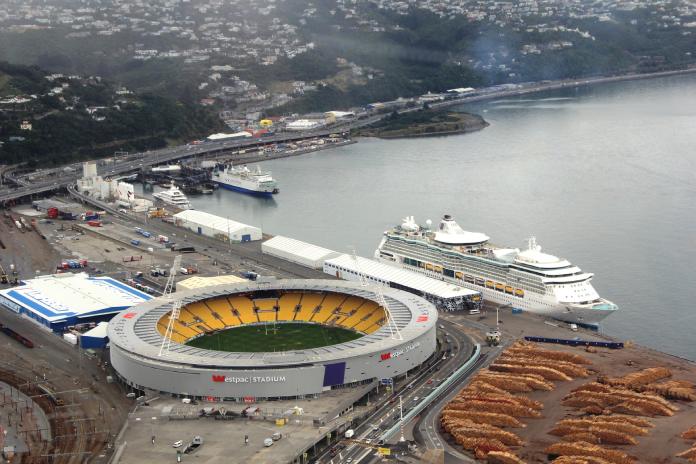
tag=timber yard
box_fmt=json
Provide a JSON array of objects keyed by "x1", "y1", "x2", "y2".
[{"x1": 1, "y1": 91, "x2": 696, "y2": 464}]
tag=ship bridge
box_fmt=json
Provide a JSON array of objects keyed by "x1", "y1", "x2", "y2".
[{"x1": 433, "y1": 215, "x2": 489, "y2": 247}]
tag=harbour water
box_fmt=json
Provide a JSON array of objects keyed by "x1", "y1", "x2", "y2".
[{"x1": 182, "y1": 74, "x2": 696, "y2": 360}]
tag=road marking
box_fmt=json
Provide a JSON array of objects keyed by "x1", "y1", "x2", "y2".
[{"x1": 354, "y1": 448, "x2": 373, "y2": 463}]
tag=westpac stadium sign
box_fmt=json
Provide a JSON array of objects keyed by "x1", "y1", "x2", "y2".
[
  {"x1": 379, "y1": 341, "x2": 421, "y2": 361},
  {"x1": 212, "y1": 375, "x2": 287, "y2": 384}
]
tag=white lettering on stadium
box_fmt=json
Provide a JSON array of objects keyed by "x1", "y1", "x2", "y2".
[{"x1": 213, "y1": 375, "x2": 287, "y2": 384}]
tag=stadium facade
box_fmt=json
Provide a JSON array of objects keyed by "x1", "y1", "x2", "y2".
[{"x1": 109, "y1": 280, "x2": 438, "y2": 400}]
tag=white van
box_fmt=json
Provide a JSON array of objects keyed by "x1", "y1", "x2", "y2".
[{"x1": 263, "y1": 438, "x2": 273, "y2": 447}]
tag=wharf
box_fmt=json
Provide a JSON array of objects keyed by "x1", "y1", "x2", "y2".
[{"x1": 417, "y1": 306, "x2": 696, "y2": 464}]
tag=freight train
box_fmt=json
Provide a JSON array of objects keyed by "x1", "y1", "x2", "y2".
[{"x1": 0, "y1": 323, "x2": 35, "y2": 348}]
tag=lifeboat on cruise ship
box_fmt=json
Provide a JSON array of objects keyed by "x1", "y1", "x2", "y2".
[
  {"x1": 485, "y1": 281, "x2": 495, "y2": 289},
  {"x1": 425, "y1": 263, "x2": 434, "y2": 271},
  {"x1": 434, "y1": 265, "x2": 443, "y2": 273},
  {"x1": 455, "y1": 272, "x2": 464, "y2": 279},
  {"x1": 515, "y1": 289, "x2": 525, "y2": 298},
  {"x1": 495, "y1": 283, "x2": 504, "y2": 292},
  {"x1": 504, "y1": 286, "x2": 514, "y2": 294},
  {"x1": 464, "y1": 275, "x2": 475, "y2": 283},
  {"x1": 475, "y1": 278, "x2": 485, "y2": 286}
]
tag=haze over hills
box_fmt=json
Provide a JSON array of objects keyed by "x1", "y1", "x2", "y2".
[
  {"x1": 0, "y1": 62, "x2": 220, "y2": 165},
  {"x1": 1, "y1": 0, "x2": 695, "y2": 163}
]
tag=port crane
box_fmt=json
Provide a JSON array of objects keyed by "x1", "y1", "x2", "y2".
[
  {"x1": 0, "y1": 263, "x2": 8, "y2": 284},
  {"x1": 158, "y1": 255, "x2": 182, "y2": 356}
]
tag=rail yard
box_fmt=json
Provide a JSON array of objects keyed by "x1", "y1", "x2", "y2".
[{"x1": 0, "y1": 160, "x2": 695, "y2": 464}]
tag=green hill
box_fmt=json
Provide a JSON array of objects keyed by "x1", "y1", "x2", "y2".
[{"x1": 0, "y1": 62, "x2": 221, "y2": 166}]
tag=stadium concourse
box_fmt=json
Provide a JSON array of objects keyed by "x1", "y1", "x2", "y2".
[{"x1": 109, "y1": 279, "x2": 438, "y2": 401}]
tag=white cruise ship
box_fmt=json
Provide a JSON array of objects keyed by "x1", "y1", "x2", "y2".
[
  {"x1": 212, "y1": 164, "x2": 278, "y2": 196},
  {"x1": 152, "y1": 184, "x2": 192, "y2": 210},
  {"x1": 375, "y1": 214, "x2": 618, "y2": 326}
]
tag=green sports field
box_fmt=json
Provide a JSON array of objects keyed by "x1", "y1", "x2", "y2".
[{"x1": 184, "y1": 323, "x2": 362, "y2": 352}]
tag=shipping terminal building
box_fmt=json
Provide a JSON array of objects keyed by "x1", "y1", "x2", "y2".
[{"x1": 262, "y1": 235, "x2": 483, "y2": 313}]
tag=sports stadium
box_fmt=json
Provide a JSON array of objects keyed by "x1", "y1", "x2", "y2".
[{"x1": 108, "y1": 279, "x2": 438, "y2": 400}]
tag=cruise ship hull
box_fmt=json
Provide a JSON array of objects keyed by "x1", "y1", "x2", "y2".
[
  {"x1": 376, "y1": 258, "x2": 616, "y2": 327},
  {"x1": 214, "y1": 180, "x2": 274, "y2": 197}
]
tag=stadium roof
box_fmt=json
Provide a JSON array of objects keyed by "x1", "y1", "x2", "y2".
[
  {"x1": 0, "y1": 273, "x2": 152, "y2": 323},
  {"x1": 324, "y1": 254, "x2": 479, "y2": 299},
  {"x1": 109, "y1": 279, "x2": 437, "y2": 367}
]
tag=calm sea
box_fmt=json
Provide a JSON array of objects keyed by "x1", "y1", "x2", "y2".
[{"x1": 179, "y1": 74, "x2": 696, "y2": 360}]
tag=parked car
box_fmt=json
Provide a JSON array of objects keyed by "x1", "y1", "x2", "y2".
[{"x1": 172, "y1": 440, "x2": 183, "y2": 448}]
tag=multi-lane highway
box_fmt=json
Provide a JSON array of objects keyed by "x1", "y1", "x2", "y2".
[
  {"x1": 0, "y1": 119, "x2": 377, "y2": 203},
  {"x1": 313, "y1": 317, "x2": 480, "y2": 464},
  {"x1": 6, "y1": 66, "x2": 696, "y2": 204}
]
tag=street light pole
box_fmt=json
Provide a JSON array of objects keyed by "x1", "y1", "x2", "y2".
[{"x1": 399, "y1": 396, "x2": 405, "y2": 442}]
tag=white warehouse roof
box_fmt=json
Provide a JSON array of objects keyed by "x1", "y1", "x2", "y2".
[
  {"x1": 173, "y1": 210, "x2": 262, "y2": 242},
  {"x1": 324, "y1": 254, "x2": 479, "y2": 299},
  {"x1": 83, "y1": 321, "x2": 109, "y2": 339},
  {"x1": 262, "y1": 236, "x2": 341, "y2": 269},
  {"x1": 0, "y1": 273, "x2": 152, "y2": 324}
]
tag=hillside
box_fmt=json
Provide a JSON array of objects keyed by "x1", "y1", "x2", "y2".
[
  {"x1": 1, "y1": 0, "x2": 695, "y2": 120},
  {"x1": 0, "y1": 62, "x2": 221, "y2": 166}
]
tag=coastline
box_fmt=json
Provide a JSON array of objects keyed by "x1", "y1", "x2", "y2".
[
  {"x1": 356, "y1": 111, "x2": 490, "y2": 139},
  {"x1": 376, "y1": 122, "x2": 489, "y2": 139},
  {"x1": 427, "y1": 66, "x2": 696, "y2": 111}
]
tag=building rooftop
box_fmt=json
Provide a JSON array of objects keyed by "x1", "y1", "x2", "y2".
[
  {"x1": 0, "y1": 273, "x2": 152, "y2": 323},
  {"x1": 176, "y1": 274, "x2": 247, "y2": 291},
  {"x1": 325, "y1": 254, "x2": 479, "y2": 299}
]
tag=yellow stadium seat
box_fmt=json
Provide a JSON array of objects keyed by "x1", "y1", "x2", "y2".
[
  {"x1": 229, "y1": 296, "x2": 257, "y2": 324},
  {"x1": 352, "y1": 306, "x2": 385, "y2": 333},
  {"x1": 343, "y1": 302, "x2": 378, "y2": 328},
  {"x1": 321, "y1": 293, "x2": 345, "y2": 312},
  {"x1": 183, "y1": 303, "x2": 220, "y2": 331},
  {"x1": 294, "y1": 293, "x2": 322, "y2": 321},
  {"x1": 277, "y1": 293, "x2": 301, "y2": 321},
  {"x1": 199, "y1": 302, "x2": 226, "y2": 330},
  {"x1": 176, "y1": 307, "x2": 197, "y2": 325},
  {"x1": 254, "y1": 299, "x2": 278, "y2": 323},
  {"x1": 205, "y1": 298, "x2": 240, "y2": 327},
  {"x1": 157, "y1": 315, "x2": 200, "y2": 341},
  {"x1": 361, "y1": 310, "x2": 387, "y2": 334}
]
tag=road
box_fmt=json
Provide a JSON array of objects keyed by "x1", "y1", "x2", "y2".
[
  {"x1": 0, "y1": 119, "x2": 377, "y2": 203},
  {"x1": 66, "y1": 184, "x2": 329, "y2": 280},
  {"x1": 314, "y1": 317, "x2": 477, "y2": 464},
  {"x1": 6, "y1": 66, "x2": 696, "y2": 204}
]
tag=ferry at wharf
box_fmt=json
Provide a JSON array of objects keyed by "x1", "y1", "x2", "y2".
[{"x1": 212, "y1": 164, "x2": 279, "y2": 196}]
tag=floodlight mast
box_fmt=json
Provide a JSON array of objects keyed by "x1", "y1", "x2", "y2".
[
  {"x1": 349, "y1": 248, "x2": 402, "y2": 341},
  {"x1": 159, "y1": 255, "x2": 183, "y2": 356}
]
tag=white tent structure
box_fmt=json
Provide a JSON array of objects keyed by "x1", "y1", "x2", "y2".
[
  {"x1": 261, "y1": 236, "x2": 340, "y2": 269},
  {"x1": 173, "y1": 210, "x2": 262, "y2": 243}
]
